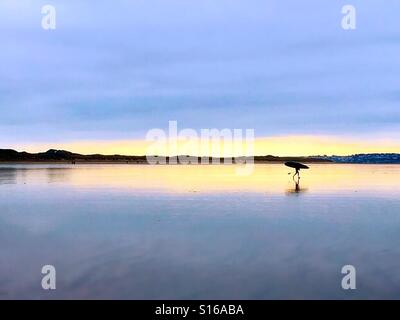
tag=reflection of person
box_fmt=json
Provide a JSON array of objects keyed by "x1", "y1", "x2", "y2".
[{"x1": 295, "y1": 180, "x2": 300, "y2": 192}]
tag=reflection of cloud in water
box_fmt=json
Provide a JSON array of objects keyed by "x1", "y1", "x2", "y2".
[
  {"x1": 2, "y1": 198, "x2": 400, "y2": 299},
  {"x1": 1, "y1": 164, "x2": 400, "y2": 298},
  {"x1": 0, "y1": 168, "x2": 17, "y2": 184}
]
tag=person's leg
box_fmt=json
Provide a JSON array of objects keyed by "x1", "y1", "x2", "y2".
[{"x1": 293, "y1": 169, "x2": 300, "y2": 182}]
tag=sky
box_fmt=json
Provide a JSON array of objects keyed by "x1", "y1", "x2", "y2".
[{"x1": 1, "y1": 0, "x2": 400, "y2": 155}]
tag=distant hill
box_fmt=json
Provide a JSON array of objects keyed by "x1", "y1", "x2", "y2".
[
  {"x1": 2, "y1": 149, "x2": 399, "y2": 163},
  {"x1": 0, "y1": 149, "x2": 147, "y2": 162},
  {"x1": 315, "y1": 153, "x2": 400, "y2": 164},
  {"x1": 3, "y1": 149, "x2": 399, "y2": 164},
  {"x1": 0, "y1": 148, "x2": 331, "y2": 163}
]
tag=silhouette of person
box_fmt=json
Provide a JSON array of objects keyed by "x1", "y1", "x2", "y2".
[{"x1": 293, "y1": 168, "x2": 300, "y2": 181}]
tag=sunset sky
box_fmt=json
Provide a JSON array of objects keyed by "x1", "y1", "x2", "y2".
[{"x1": 1, "y1": 0, "x2": 400, "y2": 156}]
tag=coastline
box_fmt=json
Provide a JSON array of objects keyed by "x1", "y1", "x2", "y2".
[{"x1": 0, "y1": 159, "x2": 332, "y2": 165}]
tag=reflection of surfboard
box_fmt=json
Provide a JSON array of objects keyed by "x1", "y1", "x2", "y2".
[{"x1": 284, "y1": 161, "x2": 309, "y2": 170}]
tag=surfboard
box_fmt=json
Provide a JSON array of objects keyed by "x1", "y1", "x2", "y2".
[{"x1": 284, "y1": 161, "x2": 309, "y2": 169}]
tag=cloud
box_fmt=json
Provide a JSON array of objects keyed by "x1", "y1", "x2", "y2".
[{"x1": 0, "y1": 0, "x2": 400, "y2": 147}]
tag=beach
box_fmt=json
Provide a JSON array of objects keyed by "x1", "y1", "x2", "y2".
[{"x1": 1, "y1": 163, "x2": 400, "y2": 299}]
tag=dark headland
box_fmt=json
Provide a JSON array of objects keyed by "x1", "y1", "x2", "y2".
[{"x1": 0, "y1": 149, "x2": 399, "y2": 164}]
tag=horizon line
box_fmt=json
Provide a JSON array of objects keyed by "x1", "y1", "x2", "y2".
[{"x1": 2, "y1": 147, "x2": 400, "y2": 159}]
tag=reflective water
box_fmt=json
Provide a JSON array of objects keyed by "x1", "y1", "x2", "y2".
[{"x1": 0, "y1": 164, "x2": 400, "y2": 299}]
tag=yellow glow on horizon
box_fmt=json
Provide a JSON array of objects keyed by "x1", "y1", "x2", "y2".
[
  {"x1": 14, "y1": 135, "x2": 400, "y2": 157},
  {"x1": 254, "y1": 135, "x2": 400, "y2": 156}
]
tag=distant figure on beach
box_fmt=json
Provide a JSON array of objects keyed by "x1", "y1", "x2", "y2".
[
  {"x1": 284, "y1": 161, "x2": 309, "y2": 181},
  {"x1": 285, "y1": 161, "x2": 309, "y2": 194}
]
